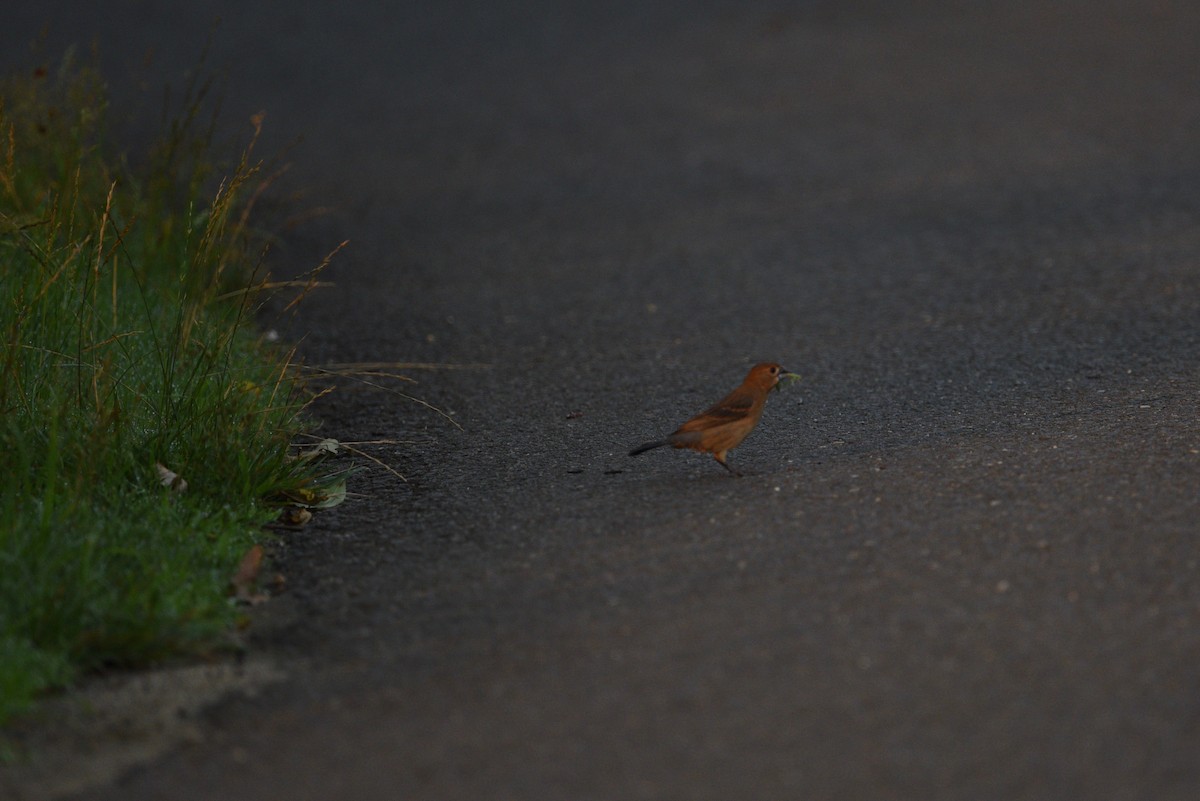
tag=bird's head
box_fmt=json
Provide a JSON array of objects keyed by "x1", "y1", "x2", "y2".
[{"x1": 746, "y1": 362, "x2": 798, "y2": 392}]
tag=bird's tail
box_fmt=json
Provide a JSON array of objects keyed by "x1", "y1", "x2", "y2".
[{"x1": 629, "y1": 440, "x2": 670, "y2": 457}]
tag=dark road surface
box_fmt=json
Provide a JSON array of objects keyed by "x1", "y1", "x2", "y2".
[{"x1": 5, "y1": 2, "x2": 1200, "y2": 799}]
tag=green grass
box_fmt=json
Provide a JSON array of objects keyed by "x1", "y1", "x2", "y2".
[{"x1": 0, "y1": 56, "x2": 321, "y2": 724}]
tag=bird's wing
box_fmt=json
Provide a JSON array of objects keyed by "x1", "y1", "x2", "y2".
[{"x1": 674, "y1": 389, "x2": 755, "y2": 433}]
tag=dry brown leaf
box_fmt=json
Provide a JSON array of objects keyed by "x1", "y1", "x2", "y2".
[
  {"x1": 154, "y1": 462, "x2": 188, "y2": 492},
  {"x1": 279, "y1": 507, "x2": 312, "y2": 526},
  {"x1": 230, "y1": 544, "x2": 269, "y2": 605}
]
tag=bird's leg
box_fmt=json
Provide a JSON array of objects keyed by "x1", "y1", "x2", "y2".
[{"x1": 714, "y1": 454, "x2": 740, "y2": 477}]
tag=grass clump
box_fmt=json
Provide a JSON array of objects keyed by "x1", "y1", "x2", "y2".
[{"x1": 0, "y1": 56, "x2": 318, "y2": 724}]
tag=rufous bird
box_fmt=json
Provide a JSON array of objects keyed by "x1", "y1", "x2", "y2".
[{"x1": 629, "y1": 362, "x2": 795, "y2": 476}]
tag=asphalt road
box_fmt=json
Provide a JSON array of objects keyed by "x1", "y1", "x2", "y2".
[{"x1": 5, "y1": 1, "x2": 1200, "y2": 799}]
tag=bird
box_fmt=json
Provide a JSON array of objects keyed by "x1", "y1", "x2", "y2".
[{"x1": 629, "y1": 362, "x2": 794, "y2": 476}]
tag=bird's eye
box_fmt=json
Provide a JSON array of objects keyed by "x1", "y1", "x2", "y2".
[{"x1": 770, "y1": 366, "x2": 779, "y2": 374}]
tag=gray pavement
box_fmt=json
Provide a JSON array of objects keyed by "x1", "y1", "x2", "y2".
[{"x1": 5, "y1": 2, "x2": 1200, "y2": 799}]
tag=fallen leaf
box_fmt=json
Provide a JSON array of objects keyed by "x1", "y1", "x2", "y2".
[
  {"x1": 308, "y1": 477, "x2": 347, "y2": 509},
  {"x1": 296, "y1": 438, "x2": 342, "y2": 462},
  {"x1": 230, "y1": 544, "x2": 269, "y2": 605},
  {"x1": 286, "y1": 476, "x2": 348, "y2": 509},
  {"x1": 155, "y1": 462, "x2": 188, "y2": 492},
  {"x1": 279, "y1": 507, "x2": 312, "y2": 526}
]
